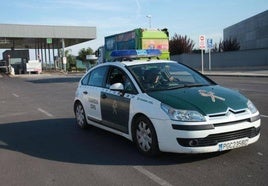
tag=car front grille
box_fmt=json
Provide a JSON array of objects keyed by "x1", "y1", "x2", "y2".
[{"x1": 177, "y1": 127, "x2": 260, "y2": 147}]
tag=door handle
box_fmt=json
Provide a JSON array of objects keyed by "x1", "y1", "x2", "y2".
[
  {"x1": 101, "y1": 93, "x2": 107, "y2": 99},
  {"x1": 83, "y1": 91, "x2": 88, "y2": 95}
]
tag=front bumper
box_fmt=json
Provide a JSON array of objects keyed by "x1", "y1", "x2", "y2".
[{"x1": 151, "y1": 113, "x2": 261, "y2": 153}]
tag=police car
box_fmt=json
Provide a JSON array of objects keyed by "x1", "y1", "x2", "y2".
[{"x1": 74, "y1": 49, "x2": 261, "y2": 156}]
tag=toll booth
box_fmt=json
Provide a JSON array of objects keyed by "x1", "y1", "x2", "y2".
[{"x1": 2, "y1": 50, "x2": 29, "y2": 74}]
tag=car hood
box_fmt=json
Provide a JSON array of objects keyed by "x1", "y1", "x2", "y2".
[{"x1": 147, "y1": 85, "x2": 248, "y2": 115}]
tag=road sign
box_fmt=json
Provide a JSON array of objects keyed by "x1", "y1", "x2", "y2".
[
  {"x1": 63, "y1": 57, "x2": 67, "y2": 64},
  {"x1": 207, "y1": 38, "x2": 213, "y2": 49},
  {"x1": 206, "y1": 38, "x2": 213, "y2": 71},
  {"x1": 199, "y1": 35, "x2": 206, "y2": 50},
  {"x1": 47, "y1": 38, "x2": 52, "y2": 44}
]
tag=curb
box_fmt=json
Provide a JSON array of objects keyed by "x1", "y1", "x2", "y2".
[{"x1": 202, "y1": 72, "x2": 268, "y2": 77}]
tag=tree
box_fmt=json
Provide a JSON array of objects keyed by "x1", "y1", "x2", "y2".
[
  {"x1": 219, "y1": 38, "x2": 240, "y2": 51},
  {"x1": 59, "y1": 49, "x2": 76, "y2": 71},
  {"x1": 65, "y1": 50, "x2": 76, "y2": 71},
  {"x1": 77, "y1": 47, "x2": 94, "y2": 62},
  {"x1": 169, "y1": 34, "x2": 195, "y2": 55}
]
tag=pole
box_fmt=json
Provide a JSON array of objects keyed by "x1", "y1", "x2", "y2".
[
  {"x1": 41, "y1": 42, "x2": 44, "y2": 68},
  {"x1": 201, "y1": 49, "x2": 204, "y2": 74},
  {"x1": 52, "y1": 43, "x2": 56, "y2": 70},
  {"x1": 146, "y1": 15, "x2": 152, "y2": 28},
  {"x1": 209, "y1": 49, "x2": 211, "y2": 71},
  {"x1": 62, "y1": 39, "x2": 66, "y2": 72}
]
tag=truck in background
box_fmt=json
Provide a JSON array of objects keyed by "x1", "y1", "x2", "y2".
[{"x1": 97, "y1": 28, "x2": 169, "y2": 63}]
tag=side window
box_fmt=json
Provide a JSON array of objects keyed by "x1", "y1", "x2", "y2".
[
  {"x1": 81, "y1": 73, "x2": 90, "y2": 85},
  {"x1": 106, "y1": 67, "x2": 124, "y2": 87},
  {"x1": 88, "y1": 66, "x2": 108, "y2": 87},
  {"x1": 106, "y1": 67, "x2": 138, "y2": 94},
  {"x1": 124, "y1": 74, "x2": 138, "y2": 94}
]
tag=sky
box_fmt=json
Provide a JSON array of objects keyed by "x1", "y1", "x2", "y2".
[{"x1": 0, "y1": 0, "x2": 267, "y2": 58}]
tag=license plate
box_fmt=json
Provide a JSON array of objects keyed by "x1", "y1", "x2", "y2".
[{"x1": 218, "y1": 138, "x2": 249, "y2": 151}]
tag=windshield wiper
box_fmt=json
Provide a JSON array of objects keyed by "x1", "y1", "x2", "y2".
[
  {"x1": 168, "y1": 84, "x2": 208, "y2": 90},
  {"x1": 166, "y1": 84, "x2": 186, "y2": 90}
]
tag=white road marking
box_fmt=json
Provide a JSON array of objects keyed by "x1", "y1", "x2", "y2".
[
  {"x1": 261, "y1": 115, "x2": 268, "y2": 118},
  {"x1": 133, "y1": 166, "x2": 173, "y2": 186},
  {"x1": 12, "y1": 93, "x2": 19, "y2": 98},
  {"x1": 37, "y1": 108, "x2": 53, "y2": 117}
]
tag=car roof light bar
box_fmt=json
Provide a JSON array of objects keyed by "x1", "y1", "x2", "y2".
[{"x1": 110, "y1": 49, "x2": 162, "y2": 59}]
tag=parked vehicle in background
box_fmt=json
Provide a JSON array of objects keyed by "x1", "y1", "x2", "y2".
[{"x1": 97, "y1": 28, "x2": 169, "y2": 64}]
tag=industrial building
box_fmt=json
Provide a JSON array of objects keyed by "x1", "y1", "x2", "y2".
[
  {"x1": 172, "y1": 10, "x2": 268, "y2": 70},
  {"x1": 224, "y1": 10, "x2": 268, "y2": 50}
]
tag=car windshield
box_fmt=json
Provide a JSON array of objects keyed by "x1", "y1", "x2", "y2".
[{"x1": 128, "y1": 62, "x2": 215, "y2": 92}]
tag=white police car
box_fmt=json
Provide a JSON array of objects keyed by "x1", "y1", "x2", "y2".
[{"x1": 74, "y1": 49, "x2": 261, "y2": 156}]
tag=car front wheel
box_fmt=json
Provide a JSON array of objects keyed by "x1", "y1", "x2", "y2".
[
  {"x1": 132, "y1": 116, "x2": 159, "y2": 156},
  {"x1": 75, "y1": 102, "x2": 88, "y2": 129}
]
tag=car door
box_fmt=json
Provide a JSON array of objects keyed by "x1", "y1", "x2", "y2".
[
  {"x1": 82, "y1": 66, "x2": 108, "y2": 122},
  {"x1": 100, "y1": 66, "x2": 137, "y2": 134}
]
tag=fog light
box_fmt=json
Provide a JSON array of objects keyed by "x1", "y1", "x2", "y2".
[{"x1": 189, "y1": 139, "x2": 199, "y2": 147}]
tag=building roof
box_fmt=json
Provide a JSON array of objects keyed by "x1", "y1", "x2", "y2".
[{"x1": 0, "y1": 24, "x2": 96, "y2": 49}]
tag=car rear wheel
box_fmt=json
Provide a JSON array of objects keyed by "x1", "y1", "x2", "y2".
[
  {"x1": 133, "y1": 116, "x2": 159, "y2": 156},
  {"x1": 75, "y1": 102, "x2": 88, "y2": 129}
]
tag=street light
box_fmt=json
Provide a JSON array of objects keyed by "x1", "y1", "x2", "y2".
[{"x1": 146, "y1": 15, "x2": 152, "y2": 28}]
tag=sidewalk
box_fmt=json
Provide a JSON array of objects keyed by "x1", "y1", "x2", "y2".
[
  {"x1": 8, "y1": 70, "x2": 85, "y2": 78},
  {"x1": 202, "y1": 70, "x2": 268, "y2": 77}
]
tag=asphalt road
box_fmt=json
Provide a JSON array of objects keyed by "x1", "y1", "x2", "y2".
[{"x1": 0, "y1": 74, "x2": 267, "y2": 186}]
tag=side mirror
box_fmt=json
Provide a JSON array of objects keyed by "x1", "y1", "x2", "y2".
[{"x1": 110, "y1": 83, "x2": 124, "y2": 91}]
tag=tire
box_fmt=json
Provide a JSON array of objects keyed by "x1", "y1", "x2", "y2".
[
  {"x1": 132, "y1": 115, "x2": 160, "y2": 156},
  {"x1": 75, "y1": 102, "x2": 88, "y2": 129}
]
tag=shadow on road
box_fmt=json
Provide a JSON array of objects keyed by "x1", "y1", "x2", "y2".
[{"x1": 0, "y1": 118, "x2": 225, "y2": 165}]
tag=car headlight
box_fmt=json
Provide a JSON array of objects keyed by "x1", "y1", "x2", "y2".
[
  {"x1": 161, "y1": 103, "x2": 206, "y2": 122},
  {"x1": 247, "y1": 100, "x2": 257, "y2": 114}
]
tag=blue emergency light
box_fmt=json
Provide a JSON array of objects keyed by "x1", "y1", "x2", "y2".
[{"x1": 110, "y1": 49, "x2": 161, "y2": 59}]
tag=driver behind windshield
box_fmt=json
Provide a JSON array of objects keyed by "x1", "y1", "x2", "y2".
[{"x1": 143, "y1": 68, "x2": 162, "y2": 89}]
